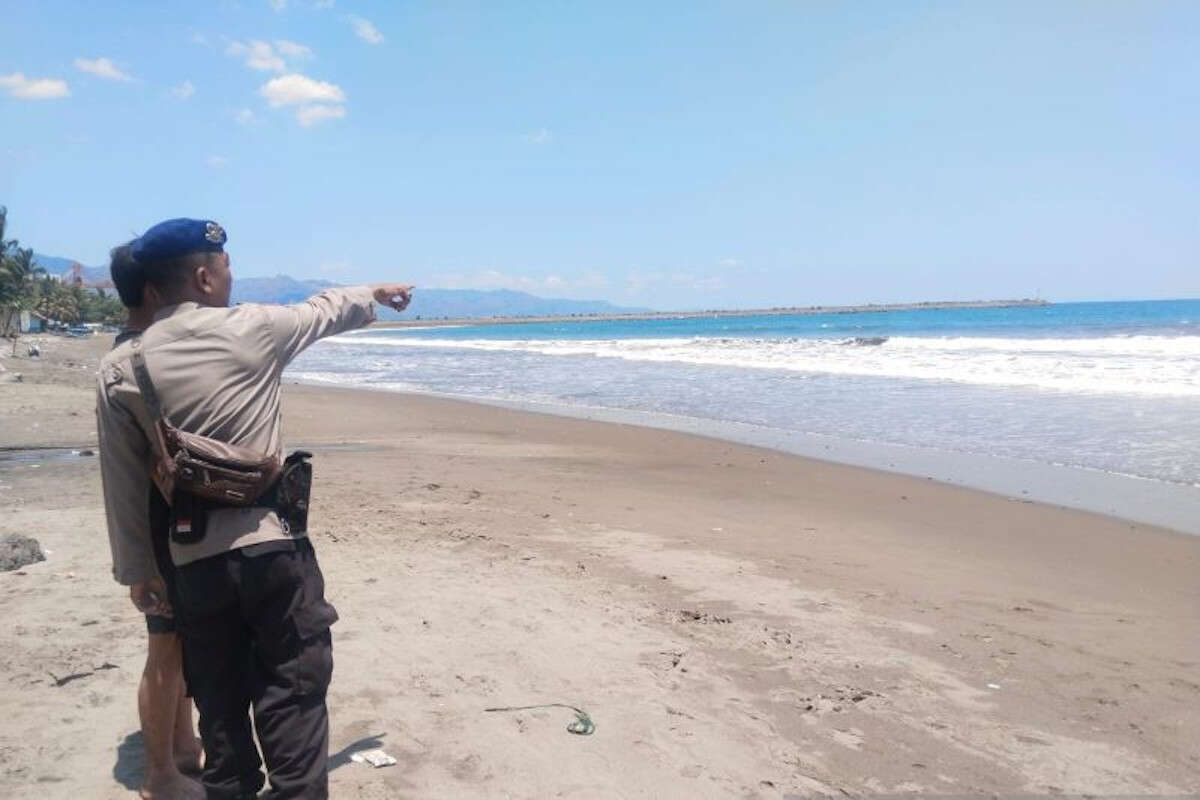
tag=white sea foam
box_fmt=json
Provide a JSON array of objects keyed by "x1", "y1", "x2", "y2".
[{"x1": 326, "y1": 333, "x2": 1200, "y2": 396}]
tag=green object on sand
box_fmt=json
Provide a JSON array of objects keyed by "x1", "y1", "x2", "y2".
[{"x1": 484, "y1": 703, "x2": 596, "y2": 736}]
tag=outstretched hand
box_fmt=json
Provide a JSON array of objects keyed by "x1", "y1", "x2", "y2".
[
  {"x1": 371, "y1": 284, "x2": 414, "y2": 312},
  {"x1": 130, "y1": 577, "x2": 171, "y2": 617}
]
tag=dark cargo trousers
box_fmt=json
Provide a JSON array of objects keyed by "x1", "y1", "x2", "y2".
[{"x1": 175, "y1": 538, "x2": 338, "y2": 800}]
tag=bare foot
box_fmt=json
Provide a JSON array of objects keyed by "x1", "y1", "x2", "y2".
[
  {"x1": 140, "y1": 771, "x2": 205, "y2": 800},
  {"x1": 174, "y1": 736, "x2": 205, "y2": 775}
]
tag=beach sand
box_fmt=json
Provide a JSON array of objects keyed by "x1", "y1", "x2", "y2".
[{"x1": 1, "y1": 334, "x2": 1198, "y2": 798}]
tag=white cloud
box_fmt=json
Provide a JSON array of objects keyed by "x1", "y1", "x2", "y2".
[
  {"x1": 719, "y1": 257, "x2": 741, "y2": 268},
  {"x1": 190, "y1": 32, "x2": 210, "y2": 46},
  {"x1": 170, "y1": 80, "x2": 196, "y2": 99},
  {"x1": 523, "y1": 128, "x2": 553, "y2": 145},
  {"x1": 258, "y1": 73, "x2": 346, "y2": 125},
  {"x1": 207, "y1": 155, "x2": 230, "y2": 168},
  {"x1": 0, "y1": 73, "x2": 70, "y2": 99},
  {"x1": 234, "y1": 108, "x2": 256, "y2": 125},
  {"x1": 74, "y1": 57, "x2": 134, "y2": 82},
  {"x1": 227, "y1": 40, "x2": 286, "y2": 72},
  {"x1": 260, "y1": 73, "x2": 345, "y2": 106},
  {"x1": 275, "y1": 40, "x2": 313, "y2": 59},
  {"x1": 227, "y1": 39, "x2": 313, "y2": 73},
  {"x1": 268, "y1": 0, "x2": 287, "y2": 10},
  {"x1": 314, "y1": 0, "x2": 336, "y2": 7},
  {"x1": 295, "y1": 103, "x2": 345, "y2": 126},
  {"x1": 348, "y1": 15, "x2": 384, "y2": 44}
]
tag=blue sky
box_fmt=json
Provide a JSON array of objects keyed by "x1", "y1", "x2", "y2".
[{"x1": 2, "y1": 1, "x2": 1196, "y2": 310}]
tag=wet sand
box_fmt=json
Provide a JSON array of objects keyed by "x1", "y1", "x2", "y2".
[{"x1": 1, "y1": 334, "x2": 1198, "y2": 798}]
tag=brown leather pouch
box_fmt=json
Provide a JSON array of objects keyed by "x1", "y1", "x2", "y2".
[{"x1": 162, "y1": 422, "x2": 281, "y2": 506}]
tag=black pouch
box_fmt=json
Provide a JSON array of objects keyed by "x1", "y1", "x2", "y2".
[
  {"x1": 275, "y1": 451, "x2": 313, "y2": 535},
  {"x1": 169, "y1": 490, "x2": 209, "y2": 545}
]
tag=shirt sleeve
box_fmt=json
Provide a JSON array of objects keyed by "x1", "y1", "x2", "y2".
[
  {"x1": 262, "y1": 286, "x2": 377, "y2": 369},
  {"x1": 96, "y1": 372, "x2": 158, "y2": 586}
]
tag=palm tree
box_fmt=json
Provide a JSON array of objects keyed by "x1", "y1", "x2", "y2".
[
  {"x1": 1, "y1": 206, "x2": 47, "y2": 345},
  {"x1": 35, "y1": 275, "x2": 76, "y2": 324}
]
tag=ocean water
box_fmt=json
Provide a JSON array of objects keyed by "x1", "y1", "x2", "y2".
[{"x1": 288, "y1": 299, "x2": 1200, "y2": 520}]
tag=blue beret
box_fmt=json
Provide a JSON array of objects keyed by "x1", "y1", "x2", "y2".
[{"x1": 131, "y1": 218, "x2": 226, "y2": 264}]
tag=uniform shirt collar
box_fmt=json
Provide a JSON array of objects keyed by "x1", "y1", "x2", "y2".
[{"x1": 152, "y1": 301, "x2": 202, "y2": 322}]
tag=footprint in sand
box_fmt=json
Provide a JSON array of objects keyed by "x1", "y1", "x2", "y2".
[{"x1": 450, "y1": 753, "x2": 487, "y2": 781}]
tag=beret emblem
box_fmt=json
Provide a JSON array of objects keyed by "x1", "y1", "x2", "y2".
[
  {"x1": 205, "y1": 222, "x2": 225, "y2": 244},
  {"x1": 133, "y1": 217, "x2": 227, "y2": 263}
]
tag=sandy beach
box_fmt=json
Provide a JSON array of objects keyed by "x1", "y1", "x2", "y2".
[{"x1": 1, "y1": 334, "x2": 1198, "y2": 798}]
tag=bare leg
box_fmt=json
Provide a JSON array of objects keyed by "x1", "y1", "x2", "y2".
[
  {"x1": 172, "y1": 682, "x2": 204, "y2": 775},
  {"x1": 139, "y1": 631, "x2": 204, "y2": 799}
]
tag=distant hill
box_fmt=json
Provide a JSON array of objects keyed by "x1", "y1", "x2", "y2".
[
  {"x1": 230, "y1": 274, "x2": 343, "y2": 305},
  {"x1": 29, "y1": 257, "x2": 645, "y2": 318},
  {"x1": 33, "y1": 253, "x2": 110, "y2": 282},
  {"x1": 234, "y1": 276, "x2": 646, "y2": 320}
]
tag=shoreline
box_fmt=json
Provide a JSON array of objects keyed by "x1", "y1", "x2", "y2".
[
  {"x1": 375, "y1": 297, "x2": 1050, "y2": 328},
  {"x1": 287, "y1": 375, "x2": 1200, "y2": 537}
]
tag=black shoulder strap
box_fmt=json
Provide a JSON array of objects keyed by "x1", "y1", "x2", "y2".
[{"x1": 128, "y1": 338, "x2": 165, "y2": 424}]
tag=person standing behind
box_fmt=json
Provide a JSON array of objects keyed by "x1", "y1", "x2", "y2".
[
  {"x1": 97, "y1": 218, "x2": 412, "y2": 799},
  {"x1": 107, "y1": 242, "x2": 203, "y2": 800}
]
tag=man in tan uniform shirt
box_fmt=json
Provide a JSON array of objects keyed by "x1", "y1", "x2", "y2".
[
  {"x1": 97, "y1": 217, "x2": 412, "y2": 800},
  {"x1": 108, "y1": 241, "x2": 204, "y2": 800}
]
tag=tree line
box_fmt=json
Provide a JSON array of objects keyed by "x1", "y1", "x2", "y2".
[{"x1": 1, "y1": 205, "x2": 127, "y2": 335}]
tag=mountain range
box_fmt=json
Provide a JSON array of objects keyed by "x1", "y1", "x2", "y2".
[
  {"x1": 32, "y1": 253, "x2": 646, "y2": 319},
  {"x1": 233, "y1": 275, "x2": 648, "y2": 320}
]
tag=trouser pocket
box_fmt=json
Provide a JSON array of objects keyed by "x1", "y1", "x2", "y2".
[{"x1": 290, "y1": 599, "x2": 338, "y2": 695}]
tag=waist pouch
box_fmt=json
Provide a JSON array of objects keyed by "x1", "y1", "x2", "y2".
[
  {"x1": 164, "y1": 424, "x2": 282, "y2": 505},
  {"x1": 169, "y1": 451, "x2": 314, "y2": 546}
]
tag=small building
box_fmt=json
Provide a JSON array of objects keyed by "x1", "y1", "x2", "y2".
[
  {"x1": 2, "y1": 311, "x2": 44, "y2": 335},
  {"x1": 21, "y1": 311, "x2": 45, "y2": 333}
]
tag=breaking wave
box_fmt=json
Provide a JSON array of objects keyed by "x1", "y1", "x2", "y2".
[{"x1": 326, "y1": 333, "x2": 1200, "y2": 396}]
